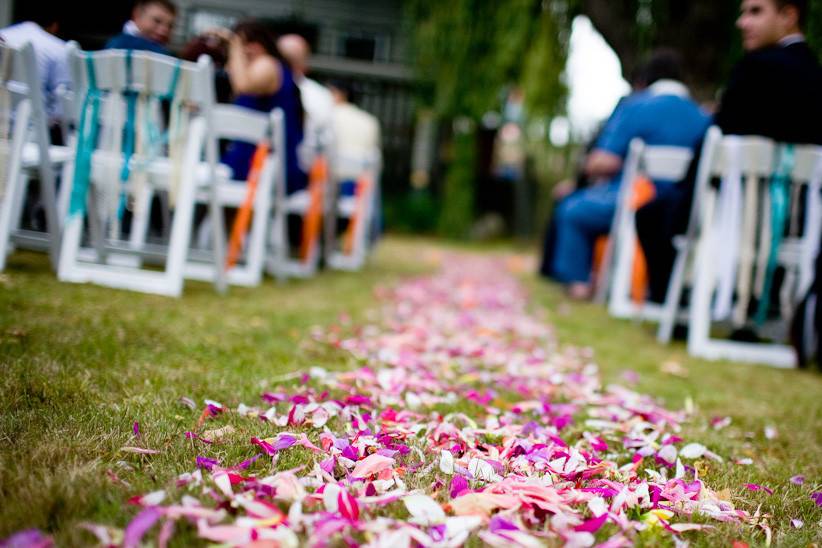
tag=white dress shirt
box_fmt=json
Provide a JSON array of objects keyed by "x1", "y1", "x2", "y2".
[
  {"x1": 332, "y1": 102, "x2": 381, "y2": 181},
  {"x1": 0, "y1": 21, "x2": 70, "y2": 122}
]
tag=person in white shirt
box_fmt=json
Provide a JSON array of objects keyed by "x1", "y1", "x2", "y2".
[
  {"x1": 328, "y1": 81, "x2": 382, "y2": 241},
  {"x1": 0, "y1": 13, "x2": 70, "y2": 127},
  {"x1": 328, "y1": 81, "x2": 381, "y2": 183},
  {"x1": 277, "y1": 34, "x2": 335, "y2": 169}
]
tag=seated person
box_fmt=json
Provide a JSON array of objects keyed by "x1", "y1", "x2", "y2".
[
  {"x1": 636, "y1": 0, "x2": 822, "y2": 303},
  {"x1": 548, "y1": 49, "x2": 710, "y2": 299},
  {"x1": 0, "y1": 10, "x2": 70, "y2": 138},
  {"x1": 328, "y1": 81, "x2": 382, "y2": 242},
  {"x1": 328, "y1": 81, "x2": 381, "y2": 196},
  {"x1": 180, "y1": 32, "x2": 231, "y2": 104},
  {"x1": 540, "y1": 64, "x2": 650, "y2": 278},
  {"x1": 277, "y1": 34, "x2": 336, "y2": 170},
  {"x1": 105, "y1": 0, "x2": 176, "y2": 55},
  {"x1": 216, "y1": 21, "x2": 306, "y2": 194}
]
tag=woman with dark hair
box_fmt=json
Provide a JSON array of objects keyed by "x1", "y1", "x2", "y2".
[{"x1": 215, "y1": 21, "x2": 306, "y2": 194}]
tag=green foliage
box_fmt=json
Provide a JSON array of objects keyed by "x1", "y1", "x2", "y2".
[
  {"x1": 407, "y1": 0, "x2": 570, "y2": 119},
  {"x1": 436, "y1": 125, "x2": 477, "y2": 237},
  {"x1": 521, "y1": 6, "x2": 570, "y2": 117},
  {"x1": 406, "y1": 0, "x2": 571, "y2": 237},
  {"x1": 809, "y1": 0, "x2": 822, "y2": 54},
  {"x1": 385, "y1": 189, "x2": 440, "y2": 233},
  {"x1": 1, "y1": 241, "x2": 821, "y2": 546}
]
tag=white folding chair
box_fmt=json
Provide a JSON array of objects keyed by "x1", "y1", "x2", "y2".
[
  {"x1": 58, "y1": 45, "x2": 225, "y2": 297},
  {"x1": 184, "y1": 106, "x2": 284, "y2": 287},
  {"x1": 0, "y1": 41, "x2": 67, "y2": 272},
  {"x1": 596, "y1": 138, "x2": 693, "y2": 320},
  {"x1": 657, "y1": 127, "x2": 726, "y2": 343},
  {"x1": 685, "y1": 130, "x2": 822, "y2": 367},
  {"x1": 265, "y1": 144, "x2": 325, "y2": 281},
  {"x1": 325, "y1": 150, "x2": 381, "y2": 271}
]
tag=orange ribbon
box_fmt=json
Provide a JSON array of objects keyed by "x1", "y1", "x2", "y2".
[
  {"x1": 299, "y1": 156, "x2": 327, "y2": 262},
  {"x1": 343, "y1": 174, "x2": 372, "y2": 255},
  {"x1": 226, "y1": 142, "x2": 269, "y2": 269}
]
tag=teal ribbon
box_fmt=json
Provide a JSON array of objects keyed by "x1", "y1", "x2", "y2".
[
  {"x1": 754, "y1": 144, "x2": 795, "y2": 325},
  {"x1": 68, "y1": 55, "x2": 102, "y2": 217},
  {"x1": 140, "y1": 60, "x2": 182, "y2": 161},
  {"x1": 117, "y1": 50, "x2": 138, "y2": 218},
  {"x1": 69, "y1": 54, "x2": 183, "y2": 219}
]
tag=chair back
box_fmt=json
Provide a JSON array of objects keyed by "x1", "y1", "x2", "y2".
[
  {"x1": 694, "y1": 127, "x2": 822, "y2": 327},
  {"x1": 0, "y1": 41, "x2": 62, "y2": 267},
  {"x1": 67, "y1": 45, "x2": 214, "y2": 109}
]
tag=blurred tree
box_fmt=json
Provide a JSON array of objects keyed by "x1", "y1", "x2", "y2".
[
  {"x1": 407, "y1": 0, "x2": 570, "y2": 238},
  {"x1": 580, "y1": 0, "x2": 822, "y2": 100},
  {"x1": 575, "y1": 0, "x2": 740, "y2": 100},
  {"x1": 809, "y1": 1, "x2": 822, "y2": 53}
]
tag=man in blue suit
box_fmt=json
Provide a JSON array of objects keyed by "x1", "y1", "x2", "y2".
[
  {"x1": 548, "y1": 50, "x2": 710, "y2": 299},
  {"x1": 636, "y1": 0, "x2": 822, "y2": 304},
  {"x1": 105, "y1": 0, "x2": 177, "y2": 55}
]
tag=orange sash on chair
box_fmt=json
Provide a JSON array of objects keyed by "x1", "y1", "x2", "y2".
[
  {"x1": 629, "y1": 176, "x2": 655, "y2": 303},
  {"x1": 592, "y1": 176, "x2": 657, "y2": 302},
  {"x1": 299, "y1": 156, "x2": 327, "y2": 262},
  {"x1": 342, "y1": 174, "x2": 372, "y2": 255},
  {"x1": 226, "y1": 142, "x2": 269, "y2": 269}
]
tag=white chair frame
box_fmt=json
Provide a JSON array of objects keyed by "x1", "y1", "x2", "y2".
[
  {"x1": 265, "y1": 137, "x2": 324, "y2": 281},
  {"x1": 595, "y1": 138, "x2": 693, "y2": 321},
  {"x1": 0, "y1": 41, "x2": 65, "y2": 271},
  {"x1": 184, "y1": 105, "x2": 284, "y2": 287},
  {"x1": 325, "y1": 150, "x2": 382, "y2": 271},
  {"x1": 58, "y1": 45, "x2": 225, "y2": 297},
  {"x1": 684, "y1": 129, "x2": 822, "y2": 368}
]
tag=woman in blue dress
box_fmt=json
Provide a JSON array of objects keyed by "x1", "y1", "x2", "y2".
[{"x1": 217, "y1": 21, "x2": 306, "y2": 194}]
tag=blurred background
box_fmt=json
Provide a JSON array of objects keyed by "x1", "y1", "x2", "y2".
[{"x1": 3, "y1": 0, "x2": 821, "y2": 241}]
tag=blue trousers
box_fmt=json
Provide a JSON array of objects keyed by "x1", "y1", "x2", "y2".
[{"x1": 551, "y1": 181, "x2": 620, "y2": 283}]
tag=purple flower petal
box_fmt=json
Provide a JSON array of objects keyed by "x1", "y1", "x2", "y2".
[
  {"x1": 450, "y1": 475, "x2": 469, "y2": 498},
  {"x1": 320, "y1": 457, "x2": 336, "y2": 474},
  {"x1": 574, "y1": 513, "x2": 608, "y2": 533},
  {"x1": 123, "y1": 507, "x2": 162, "y2": 548},
  {"x1": 196, "y1": 456, "x2": 220, "y2": 470},
  {"x1": 1, "y1": 529, "x2": 53, "y2": 548},
  {"x1": 273, "y1": 434, "x2": 297, "y2": 451},
  {"x1": 745, "y1": 483, "x2": 774, "y2": 495},
  {"x1": 489, "y1": 515, "x2": 518, "y2": 533},
  {"x1": 811, "y1": 492, "x2": 822, "y2": 507},
  {"x1": 789, "y1": 475, "x2": 805, "y2": 485}
]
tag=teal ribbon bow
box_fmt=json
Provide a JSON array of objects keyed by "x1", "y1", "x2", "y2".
[
  {"x1": 754, "y1": 144, "x2": 795, "y2": 325},
  {"x1": 68, "y1": 55, "x2": 103, "y2": 217}
]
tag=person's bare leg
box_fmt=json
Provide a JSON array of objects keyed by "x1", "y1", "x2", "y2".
[{"x1": 567, "y1": 282, "x2": 592, "y2": 300}]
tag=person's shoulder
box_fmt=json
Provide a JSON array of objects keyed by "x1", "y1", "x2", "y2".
[
  {"x1": 303, "y1": 77, "x2": 332, "y2": 98},
  {"x1": 0, "y1": 21, "x2": 41, "y2": 43},
  {"x1": 104, "y1": 33, "x2": 129, "y2": 48},
  {"x1": 105, "y1": 34, "x2": 168, "y2": 55},
  {"x1": 738, "y1": 44, "x2": 813, "y2": 71}
]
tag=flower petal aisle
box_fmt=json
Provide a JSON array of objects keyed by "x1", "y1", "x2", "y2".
[{"x1": 95, "y1": 256, "x2": 755, "y2": 546}]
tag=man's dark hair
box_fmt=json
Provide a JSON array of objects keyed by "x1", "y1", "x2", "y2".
[
  {"x1": 25, "y1": 4, "x2": 67, "y2": 29},
  {"x1": 134, "y1": 0, "x2": 178, "y2": 15},
  {"x1": 643, "y1": 48, "x2": 683, "y2": 86},
  {"x1": 328, "y1": 79, "x2": 357, "y2": 104},
  {"x1": 233, "y1": 20, "x2": 285, "y2": 64},
  {"x1": 774, "y1": 0, "x2": 808, "y2": 28}
]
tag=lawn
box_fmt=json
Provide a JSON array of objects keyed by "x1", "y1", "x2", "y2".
[{"x1": 0, "y1": 236, "x2": 820, "y2": 546}]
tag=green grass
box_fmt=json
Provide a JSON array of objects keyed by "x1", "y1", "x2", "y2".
[
  {"x1": 528, "y1": 277, "x2": 822, "y2": 546},
  {"x1": 0, "y1": 236, "x2": 820, "y2": 546}
]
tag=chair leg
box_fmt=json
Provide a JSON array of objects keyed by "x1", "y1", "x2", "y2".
[
  {"x1": 208, "y1": 188, "x2": 227, "y2": 294},
  {"x1": 37, "y1": 159, "x2": 61, "y2": 271},
  {"x1": 657, "y1": 244, "x2": 689, "y2": 343},
  {"x1": 86, "y1": 188, "x2": 108, "y2": 264},
  {"x1": 0, "y1": 172, "x2": 24, "y2": 271}
]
